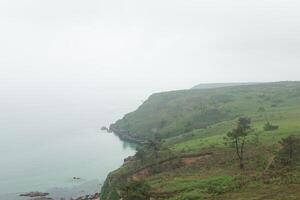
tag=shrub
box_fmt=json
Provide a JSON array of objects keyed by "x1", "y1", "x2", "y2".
[
  {"x1": 278, "y1": 135, "x2": 300, "y2": 165},
  {"x1": 264, "y1": 122, "x2": 279, "y2": 131},
  {"x1": 120, "y1": 180, "x2": 151, "y2": 200},
  {"x1": 257, "y1": 107, "x2": 266, "y2": 112}
]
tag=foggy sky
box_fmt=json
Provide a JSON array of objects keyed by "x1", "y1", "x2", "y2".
[{"x1": 1, "y1": 0, "x2": 300, "y2": 95}]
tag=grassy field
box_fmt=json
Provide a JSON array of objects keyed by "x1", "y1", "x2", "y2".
[{"x1": 101, "y1": 82, "x2": 300, "y2": 200}]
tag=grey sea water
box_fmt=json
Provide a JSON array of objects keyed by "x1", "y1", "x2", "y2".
[{"x1": 0, "y1": 83, "x2": 139, "y2": 199}]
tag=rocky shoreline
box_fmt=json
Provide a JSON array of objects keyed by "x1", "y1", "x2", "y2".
[
  {"x1": 69, "y1": 193, "x2": 99, "y2": 200},
  {"x1": 109, "y1": 126, "x2": 144, "y2": 145},
  {"x1": 19, "y1": 191, "x2": 100, "y2": 200}
]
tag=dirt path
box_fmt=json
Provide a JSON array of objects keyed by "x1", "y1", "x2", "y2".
[{"x1": 129, "y1": 152, "x2": 213, "y2": 181}]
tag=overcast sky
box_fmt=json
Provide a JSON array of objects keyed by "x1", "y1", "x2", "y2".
[{"x1": 1, "y1": 0, "x2": 300, "y2": 95}]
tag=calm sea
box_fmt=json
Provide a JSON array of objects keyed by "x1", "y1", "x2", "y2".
[{"x1": 0, "y1": 83, "x2": 141, "y2": 199}]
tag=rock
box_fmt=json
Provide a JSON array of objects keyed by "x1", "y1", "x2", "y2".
[
  {"x1": 101, "y1": 126, "x2": 109, "y2": 131},
  {"x1": 30, "y1": 197, "x2": 53, "y2": 200},
  {"x1": 73, "y1": 193, "x2": 99, "y2": 200},
  {"x1": 20, "y1": 192, "x2": 49, "y2": 197},
  {"x1": 124, "y1": 156, "x2": 134, "y2": 164},
  {"x1": 89, "y1": 193, "x2": 99, "y2": 199}
]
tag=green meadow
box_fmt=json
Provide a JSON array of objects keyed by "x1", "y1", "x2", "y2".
[{"x1": 101, "y1": 82, "x2": 300, "y2": 200}]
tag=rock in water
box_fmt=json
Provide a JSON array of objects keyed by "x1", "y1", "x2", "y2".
[
  {"x1": 20, "y1": 192, "x2": 49, "y2": 197},
  {"x1": 101, "y1": 126, "x2": 108, "y2": 131}
]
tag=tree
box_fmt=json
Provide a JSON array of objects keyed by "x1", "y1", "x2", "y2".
[
  {"x1": 135, "y1": 147, "x2": 146, "y2": 164},
  {"x1": 226, "y1": 117, "x2": 252, "y2": 169},
  {"x1": 145, "y1": 134, "x2": 162, "y2": 159},
  {"x1": 279, "y1": 135, "x2": 300, "y2": 165},
  {"x1": 257, "y1": 107, "x2": 266, "y2": 113}
]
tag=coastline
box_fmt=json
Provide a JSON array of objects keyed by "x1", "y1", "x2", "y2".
[
  {"x1": 109, "y1": 127, "x2": 144, "y2": 145},
  {"x1": 0, "y1": 180, "x2": 101, "y2": 200}
]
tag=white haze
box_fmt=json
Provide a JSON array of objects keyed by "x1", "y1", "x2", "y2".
[
  {"x1": 1, "y1": 0, "x2": 300, "y2": 117},
  {"x1": 1, "y1": 0, "x2": 300, "y2": 196}
]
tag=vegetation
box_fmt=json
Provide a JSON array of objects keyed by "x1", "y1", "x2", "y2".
[
  {"x1": 135, "y1": 147, "x2": 147, "y2": 164},
  {"x1": 225, "y1": 117, "x2": 252, "y2": 169},
  {"x1": 264, "y1": 121, "x2": 279, "y2": 131},
  {"x1": 278, "y1": 135, "x2": 300, "y2": 165},
  {"x1": 101, "y1": 82, "x2": 300, "y2": 200},
  {"x1": 144, "y1": 134, "x2": 163, "y2": 159},
  {"x1": 120, "y1": 180, "x2": 152, "y2": 200}
]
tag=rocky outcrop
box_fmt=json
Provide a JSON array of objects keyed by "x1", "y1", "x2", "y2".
[
  {"x1": 19, "y1": 191, "x2": 99, "y2": 200},
  {"x1": 109, "y1": 125, "x2": 145, "y2": 144},
  {"x1": 71, "y1": 193, "x2": 99, "y2": 200},
  {"x1": 101, "y1": 126, "x2": 109, "y2": 132},
  {"x1": 20, "y1": 192, "x2": 49, "y2": 198},
  {"x1": 124, "y1": 156, "x2": 134, "y2": 164}
]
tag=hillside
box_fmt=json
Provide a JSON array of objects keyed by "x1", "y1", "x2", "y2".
[
  {"x1": 191, "y1": 82, "x2": 258, "y2": 90},
  {"x1": 102, "y1": 82, "x2": 300, "y2": 200},
  {"x1": 110, "y1": 81, "x2": 300, "y2": 140}
]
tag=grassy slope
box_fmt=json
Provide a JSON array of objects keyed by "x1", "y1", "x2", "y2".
[{"x1": 102, "y1": 82, "x2": 300, "y2": 200}]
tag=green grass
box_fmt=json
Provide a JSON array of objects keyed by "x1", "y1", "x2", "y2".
[
  {"x1": 153, "y1": 176, "x2": 236, "y2": 200},
  {"x1": 110, "y1": 82, "x2": 300, "y2": 140},
  {"x1": 101, "y1": 82, "x2": 300, "y2": 200}
]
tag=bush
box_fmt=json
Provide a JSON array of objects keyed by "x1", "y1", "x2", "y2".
[
  {"x1": 278, "y1": 135, "x2": 300, "y2": 165},
  {"x1": 264, "y1": 122, "x2": 279, "y2": 131},
  {"x1": 120, "y1": 180, "x2": 151, "y2": 200},
  {"x1": 257, "y1": 107, "x2": 266, "y2": 112}
]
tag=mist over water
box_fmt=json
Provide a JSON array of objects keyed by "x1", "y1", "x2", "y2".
[{"x1": 0, "y1": 82, "x2": 141, "y2": 197}]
